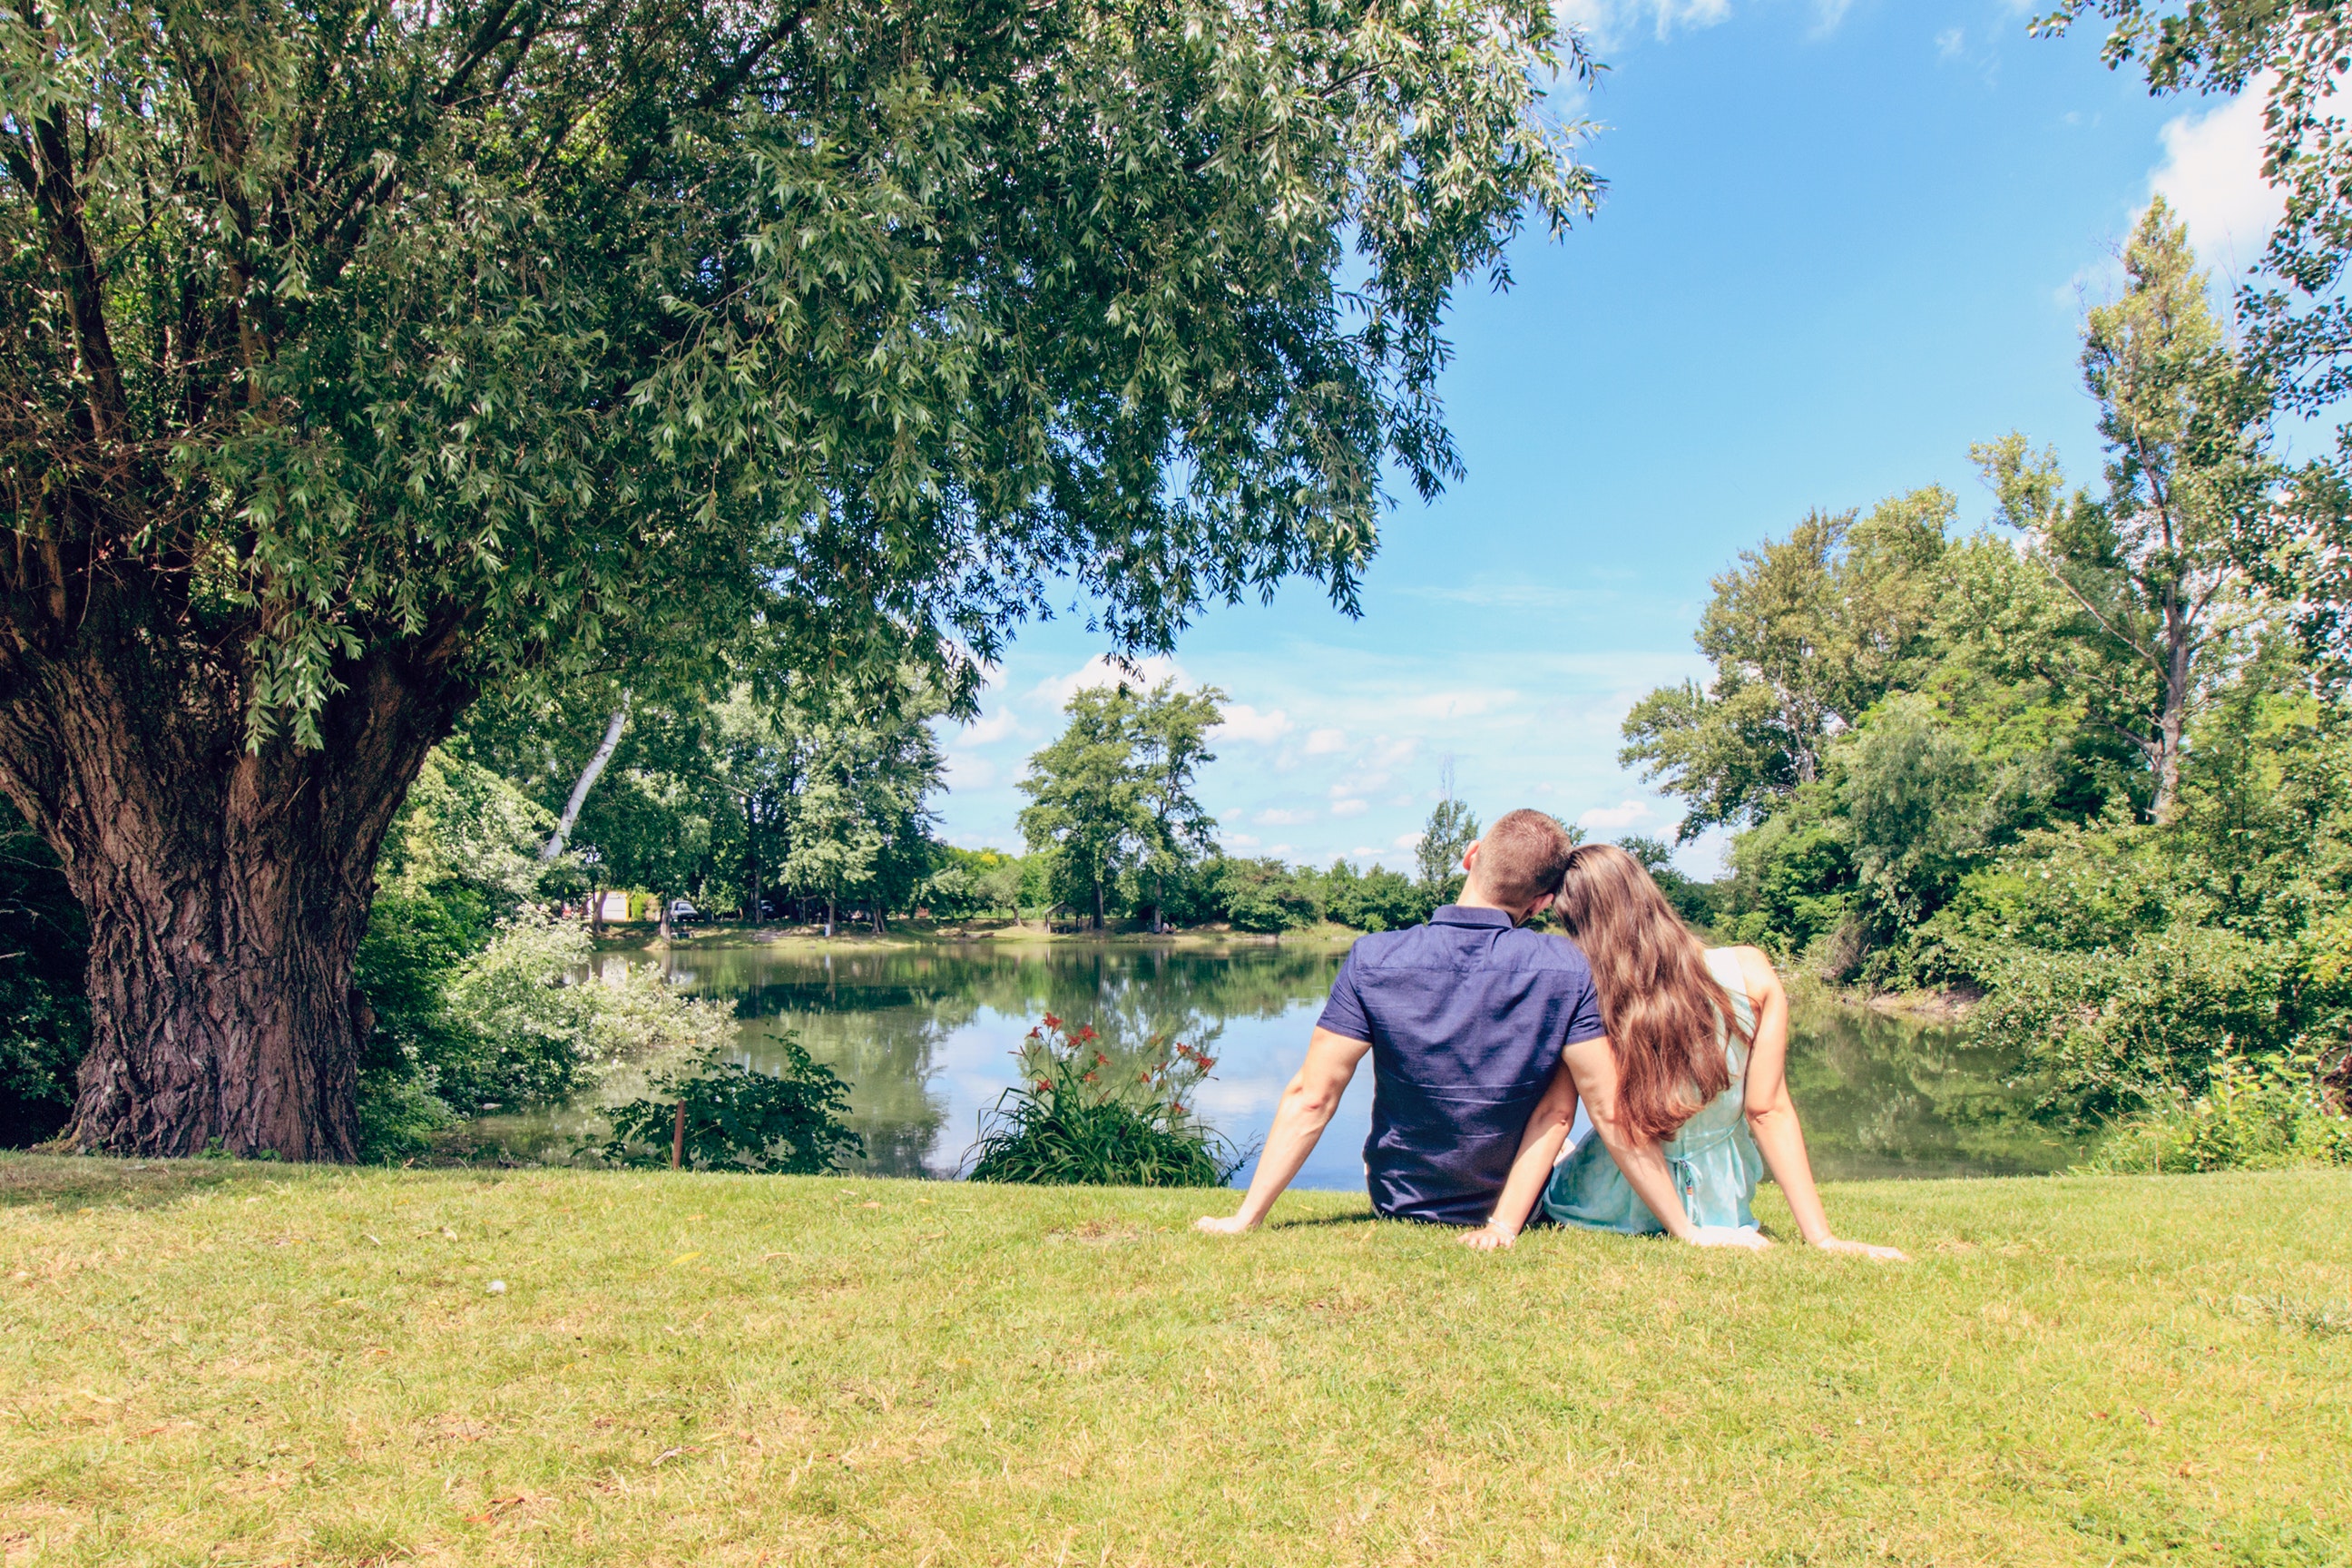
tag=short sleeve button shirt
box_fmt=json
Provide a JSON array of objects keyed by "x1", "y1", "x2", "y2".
[{"x1": 1318, "y1": 906, "x2": 1607, "y2": 1226}]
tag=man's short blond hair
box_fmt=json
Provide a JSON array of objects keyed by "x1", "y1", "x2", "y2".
[{"x1": 1471, "y1": 808, "x2": 1577, "y2": 906}]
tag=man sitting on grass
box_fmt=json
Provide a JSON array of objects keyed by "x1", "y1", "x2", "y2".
[{"x1": 1195, "y1": 808, "x2": 1597, "y2": 1232}]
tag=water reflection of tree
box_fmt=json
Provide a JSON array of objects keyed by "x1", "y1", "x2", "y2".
[
  {"x1": 648, "y1": 942, "x2": 1340, "y2": 1175},
  {"x1": 1785, "y1": 1005, "x2": 2075, "y2": 1178}
]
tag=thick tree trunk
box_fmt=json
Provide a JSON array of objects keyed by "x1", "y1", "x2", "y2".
[
  {"x1": 0, "y1": 610, "x2": 467, "y2": 1159},
  {"x1": 1092, "y1": 881, "x2": 1105, "y2": 931}
]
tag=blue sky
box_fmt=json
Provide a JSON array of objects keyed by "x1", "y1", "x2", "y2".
[{"x1": 929, "y1": 0, "x2": 2286, "y2": 877}]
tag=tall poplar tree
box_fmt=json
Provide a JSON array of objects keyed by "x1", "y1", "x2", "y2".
[
  {"x1": 1976, "y1": 200, "x2": 2272, "y2": 823},
  {"x1": 0, "y1": 0, "x2": 1595, "y2": 1155}
]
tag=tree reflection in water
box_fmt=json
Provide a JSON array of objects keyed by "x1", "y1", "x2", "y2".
[{"x1": 662, "y1": 943, "x2": 1343, "y2": 1178}]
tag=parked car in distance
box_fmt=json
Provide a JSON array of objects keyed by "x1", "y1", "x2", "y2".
[{"x1": 668, "y1": 899, "x2": 702, "y2": 924}]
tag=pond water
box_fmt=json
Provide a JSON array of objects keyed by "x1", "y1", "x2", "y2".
[{"x1": 475, "y1": 937, "x2": 2080, "y2": 1185}]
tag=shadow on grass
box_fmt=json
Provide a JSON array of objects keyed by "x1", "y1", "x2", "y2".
[{"x1": 0, "y1": 1152, "x2": 279, "y2": 1211}]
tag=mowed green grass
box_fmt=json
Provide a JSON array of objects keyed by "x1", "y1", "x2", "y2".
[{"x1": 2, "y1": 1156, "x2": 2347, "y2": 1567}]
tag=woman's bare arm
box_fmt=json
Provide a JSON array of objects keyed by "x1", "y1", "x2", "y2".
[
  {"x1": 1461, "y1": 1057, "x2": 1579, "y2": 1250},
  {"x1": 1560, "y1": 1034, "x2": 1765, "y2": 1249},
  {"x1": 1733, "y1": 947, "x2": 1906, "y2": 1261}
]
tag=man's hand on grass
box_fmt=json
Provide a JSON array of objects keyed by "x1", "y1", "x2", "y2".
[
  {"x1": 1814, "y1": 1236, "x2": 1908, "y2": 1262},
  {"x1": 1459, "y1": 1223, "x2": 1516, "y2": 1251},
  {"x1": 1193, "y1": 1213, "x2": 1256, "y2": 1236}
]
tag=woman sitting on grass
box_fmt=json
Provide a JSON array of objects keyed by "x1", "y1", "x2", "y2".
[{"x1": 1464, "y1": 844, "x2": 1906, "y2": 1259}]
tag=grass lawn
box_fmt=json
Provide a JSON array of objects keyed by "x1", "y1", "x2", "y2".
[{"x1": 2, "y1": 1156, "x2": 2346, "y2": 1566}]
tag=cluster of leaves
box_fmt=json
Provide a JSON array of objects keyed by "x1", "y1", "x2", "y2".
[
  {"x1": 0, "y1": 813, "x2": 85, "y2": 1146},
  {"x1": 352, "y1": 754, "x2": 737, "y2": 1160},
  {"x1": 965, "y1": 1016, "x2": 1244, "y2": 1187},
  {"x1": 2080, "y1": 1054, "x2": 2352, "y2": 1174},
  {"x1": 592, "y1": 1038, "x2": 863, "y2": 1174},
  {"x1": 459, "y1": 671, "x2": 950, "y2": 931}
]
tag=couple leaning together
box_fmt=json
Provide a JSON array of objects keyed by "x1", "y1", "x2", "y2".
[{"x1": 1198, "y1": 809, "x2": 1906, "y2": 1258}]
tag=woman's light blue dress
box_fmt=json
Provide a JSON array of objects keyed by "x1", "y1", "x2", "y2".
[{"x1": 1541, "y1": 947, "x2": 1765, "y2": 1235}]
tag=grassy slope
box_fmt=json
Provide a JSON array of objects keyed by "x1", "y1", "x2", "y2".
[{"x1": 2, "y1": 1158, "x2": 2347, "y2": 1567}]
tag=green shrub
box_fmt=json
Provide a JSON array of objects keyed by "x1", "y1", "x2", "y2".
[
  {"x1": 1720, "y1": 788, "x2": 1855, "y2": 964},
  {"x1": 2081, "y1": 1055, "x2": 2352, "y2": 1173},
  {"x1": 355, "y1": 900, "x2": 737, "y2": 1158},
  {"x1": 1217, "y1": 858, "x2": 1322, "y2": 934},
  {"x1": 1318, "y1": 860, "x2": 1425, "y2": 932},
  {"x1": 965, "y1": 1015, "x2": 1245, "y2": 1186},
  {"x1": 1970, "y1": 924, "x2": 2298, "y2": 1122},
  {"x1": 593, "y1": 1037, "x2": 863, "y2": 1173},
  {"x1": 354, "y1": 1072, "x2": 460, "y2": 1161}
]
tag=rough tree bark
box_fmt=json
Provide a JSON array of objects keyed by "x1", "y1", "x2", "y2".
[{"x1": 0, "y1": 601, "x2": 469, "y2": 1158}]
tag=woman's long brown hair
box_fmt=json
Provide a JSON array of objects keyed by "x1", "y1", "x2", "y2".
[{"x1": 1553, "y1": 844, "x2": 1754, "y2": 1144}]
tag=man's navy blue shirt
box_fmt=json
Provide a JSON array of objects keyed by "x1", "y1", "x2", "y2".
[{"x1": 1317, "y1": 906, "x2": 1606, "y2": 1227}]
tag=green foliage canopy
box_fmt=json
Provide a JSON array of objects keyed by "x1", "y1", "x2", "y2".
[
  {"x1": 1622, "y1": 489, "x2": 1953, "y2": 839},
  {"x1": 1, "y1": 0, "x2": 1601, "y2": 740}
]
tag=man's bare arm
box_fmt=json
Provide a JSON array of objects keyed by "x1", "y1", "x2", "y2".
[
  {"x1": 1195, "y1": 1027, "x2": 1370, "y2": 1234},
  {"x1": 1461, "y1": 1057, "x2": 1578, "y2": 1250}
]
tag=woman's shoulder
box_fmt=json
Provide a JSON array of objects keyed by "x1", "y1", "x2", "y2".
[{"x1": 1707, "y1": 945, "x2": 1780, "y2": 996}]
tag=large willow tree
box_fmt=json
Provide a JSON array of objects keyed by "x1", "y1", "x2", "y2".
[{"x1": 1, "y1": 0, "x2": 1595, "y2": 1157}]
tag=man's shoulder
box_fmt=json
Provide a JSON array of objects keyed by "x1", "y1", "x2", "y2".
[
  {"x1": 1497, "y1": 927, "x2": 1593, "y2": 974},
  {"x1": 1344, "y1": 923, "x2": 1592, "y2": 975},
  {"x1": 1340, "y1": 926, "x2": 1420, "y2": 967}
]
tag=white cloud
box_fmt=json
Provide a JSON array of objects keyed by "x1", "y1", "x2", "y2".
[
  {"x1": 1394, "y1": 831, "x2": 1425, "y2": 851},
  {"x1": 1213, "y1": 704, "x2": 1294, "y2": 744},
  {"x1": 955, "y1": 708, "x2": 1022, "y2": 746},
  {"x1": 1331, "y1": 799, "x2": 1369, "y2": 818},
  {"x1": 1557, "y1": 0, "x2": 1730, "y2": 46},
  {"x1": 1303, "y1": 727, "x2": 1348, "y2": 755},
  {"x1": 2150, "y1": 84, "x2": 2285, "y2": 278},
  {"x1": 1578, "y1": 799, "x2": 1652, "y2": 832},
  {"x1": 1935, "y1": 26, "x2": 1964, "y2": 59},
  {"x1": 1226, "y1": 832, "x2": 1261, "y2": 850},
  {"x1": 942, "y1": 753, "x2": 999, "y2": 790},
  {"x1": 1256, "y1": 807, "x2": 1316, "y2": 826},
  {"x1": 1397, "y1": 688, "x2": 1517, "y2": 720},
  {"x1": 1031, "y1": 654, "x2": 1187, "y2": 710}
]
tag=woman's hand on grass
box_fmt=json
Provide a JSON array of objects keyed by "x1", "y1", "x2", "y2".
[
  {"x1": 1814, "y1": 1236, "x2": 1907, "y2": 1262},
  {"x1": 1687, "y1": 1225, "x2": 1771, "y2": 1250},
  {"x1": 1459, "y1": 1222, "x2": 1516, "y2": 1251},
  {"x1": 1193, "y1": 1213, "x2": 1256, "y2": 1236}
]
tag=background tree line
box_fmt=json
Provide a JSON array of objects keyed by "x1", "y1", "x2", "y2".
[{"x1": 1624, "y1": 201, "x2": 2352, "y2": 1153}]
